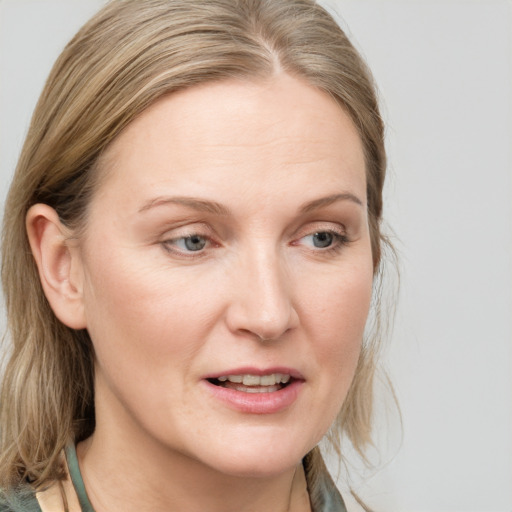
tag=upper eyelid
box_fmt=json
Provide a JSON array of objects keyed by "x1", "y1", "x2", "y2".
[
  {"x1": 294, "y1": 230, "x2": 348, "y2": 244},
  {"x1": 292, "y1": 222, "x2": 347, "y2": 239},
  {"x1": 163, "y1": 232, "x2": 213, "y2": 247},
  {"x1": 158, "y1": 220, "x2": 348, "y2": 242},
  {"x1": 160, "y1": 223, "x2": 214, "y2": 238}
]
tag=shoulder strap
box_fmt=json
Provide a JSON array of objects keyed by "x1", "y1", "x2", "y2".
[
  {"x1": 64, "y1": 445, "x2": 95, "y2": 512},
  {"x1": 35, "y1": 447, "x2": 85, "y2": 512},
  {"x1": 303, "y1": 448, "x2": 348, "y2": 512}
]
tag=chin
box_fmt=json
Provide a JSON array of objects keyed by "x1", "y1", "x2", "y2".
[
  {"x1": 188, "y1": 430, "x2": 315, "y2": 479},
  {"x1": 210, "y1": 454, "x2": 303, "y2": 479}
]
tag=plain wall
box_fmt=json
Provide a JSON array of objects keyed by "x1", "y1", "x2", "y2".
[{"x1": 1, "y1": 1, "x2": 511, "y2": 511}]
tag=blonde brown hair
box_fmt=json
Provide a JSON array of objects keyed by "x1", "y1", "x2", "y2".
[{"x1": 1, "y1": 0, "x2": 387, "y2": 490}]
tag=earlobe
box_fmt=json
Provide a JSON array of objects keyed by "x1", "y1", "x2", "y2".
[{"x1": 26, "y1": 204, "x2": 87, "y2": 330}]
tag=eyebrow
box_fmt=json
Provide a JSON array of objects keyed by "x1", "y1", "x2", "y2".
[
  {"x1": 139, "y1": 192, "x2": 363, "y2": 216},
  {"x1": 299, "y1": 193, "x2": 363, "y2": 213},
  {"x1": 138, "y1": 196, "x2": 230, "y2": 215}
]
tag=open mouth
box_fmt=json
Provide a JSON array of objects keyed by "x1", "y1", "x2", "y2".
[{"x1": 207, "y1": 373, "x2": 293, "y2": 393}]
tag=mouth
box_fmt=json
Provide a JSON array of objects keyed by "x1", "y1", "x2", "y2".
[
  {"x1": 207, "y1": 373, "x2": 293, "y2": 394},
  {"x1": 203, "y1": 369, "x2": 304, "y2": 413}
]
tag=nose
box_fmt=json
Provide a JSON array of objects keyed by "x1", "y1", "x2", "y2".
[{"x1": 225, "y1": 247, "x2": 299, "y2": 342}]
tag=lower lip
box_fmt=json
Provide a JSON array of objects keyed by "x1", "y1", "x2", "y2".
[{"x1": 203, "y1": 380, "x2": 304, "y2": 414}]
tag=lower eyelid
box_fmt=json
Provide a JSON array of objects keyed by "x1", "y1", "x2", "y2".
[
  {"x1": 161, "y1": 227, "x2": 349, "y2": 253},
  {"x1": 288, "y1": 233, "x2": 347, "y2": 254}
]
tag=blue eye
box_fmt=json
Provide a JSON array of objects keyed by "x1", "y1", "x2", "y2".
[
  {"x1": 173, "y1": 234, "x2": 208, "y2": 252},
  {"x1": 297, "y1": 230, "x2": 348, "y2": 252},
  {"x1": 302, "y1": 231, "x2": 335, "y2": 248},
  {"x1": 310, "y1": 232, "x2": 334, "y2": 248}
]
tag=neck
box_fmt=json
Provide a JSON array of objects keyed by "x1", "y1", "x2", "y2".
[{"x1": 77, "y1": 431, "x2": 311, "y2": 512}]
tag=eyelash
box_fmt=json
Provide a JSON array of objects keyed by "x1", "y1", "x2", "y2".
[
  {"x1": 160, "y1": 228, "x2": 349, "y2": 258},
  {"x1": 293, "y1": 229, "x2": 349, "y2": 255},
  {"x1": 161, "y1": 232, "x2": 215, "y2": 258}
]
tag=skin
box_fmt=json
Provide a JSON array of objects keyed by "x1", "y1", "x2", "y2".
[{"x1": 27, "y1": 73, "x2": 373, "y2": 512}]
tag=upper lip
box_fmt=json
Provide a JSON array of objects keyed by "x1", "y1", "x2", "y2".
[{"x1": 203, "y1": 366, "x2": 305, "y2": 380}]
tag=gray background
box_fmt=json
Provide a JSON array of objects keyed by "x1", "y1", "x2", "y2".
[{"x1": 1, "y1": 1, "x2": 511, "y2": 510}]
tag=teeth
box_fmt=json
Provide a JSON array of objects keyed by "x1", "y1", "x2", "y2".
[
  {"x1": 233, "y1": 385, "x2": 280, "y2": 393},
  {"x1": 216, "y1": 373, "x2": 292, "y2": 385},
  {"x1": 243, "y1": 374, "x2": 261, "y2": 386},
  {"x1": 260, "y1": 374, "x2": 276, "y2": 386}
]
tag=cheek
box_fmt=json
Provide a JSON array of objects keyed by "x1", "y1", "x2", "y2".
[
  {"x1": 299, "y1": 257, "x2": 373, "y2": 410},
  {"x1": 300, "y1": 256, "x2": 373, "y2": 343},
  {"x1": 81, "y1": 252, "x2": 219, "y2": 372}
]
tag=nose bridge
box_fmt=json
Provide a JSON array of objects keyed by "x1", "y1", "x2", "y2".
[{"x1": 227, "y1": 239, "x2": 297, "y2": 340}]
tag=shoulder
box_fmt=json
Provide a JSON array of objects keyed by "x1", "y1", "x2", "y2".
[{"x1": 0, "y1": 487, "x2": 42, "y2": 512}]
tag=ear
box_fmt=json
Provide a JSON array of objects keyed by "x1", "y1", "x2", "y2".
[{"x1": 26, "y1": 204, "x2": 87, "y2": 329}]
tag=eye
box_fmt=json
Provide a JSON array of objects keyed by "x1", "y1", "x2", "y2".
[
  {"x1": 294, "y1": 228, "x2": 349, "y2": 253},
  {"x1": 307, "y1": 232, "x2": 335, "y2": 248},
  {"x1": 301, "y1": 231, "x2": 341, "y2": 249},
  {"x1": 165, "y1": 234, "x2": 209, "y2": 253}
]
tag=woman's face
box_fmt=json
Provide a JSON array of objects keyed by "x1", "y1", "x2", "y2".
[{"x1": 76, "y1": 73, "x2": 373, "y2": 477}]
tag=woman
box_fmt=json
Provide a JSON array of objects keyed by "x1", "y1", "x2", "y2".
[{"x1": 0, "y1": 0, "x2": 388, "y2": 511}]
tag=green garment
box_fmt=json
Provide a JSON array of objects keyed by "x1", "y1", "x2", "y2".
[{"x1": 0, "y1": 445, "x2": 347, "y2": 512}]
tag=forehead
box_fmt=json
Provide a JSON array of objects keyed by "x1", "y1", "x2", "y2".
[{"x1": 94, "y1": 73, "x2": 366, "y2": 211}]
